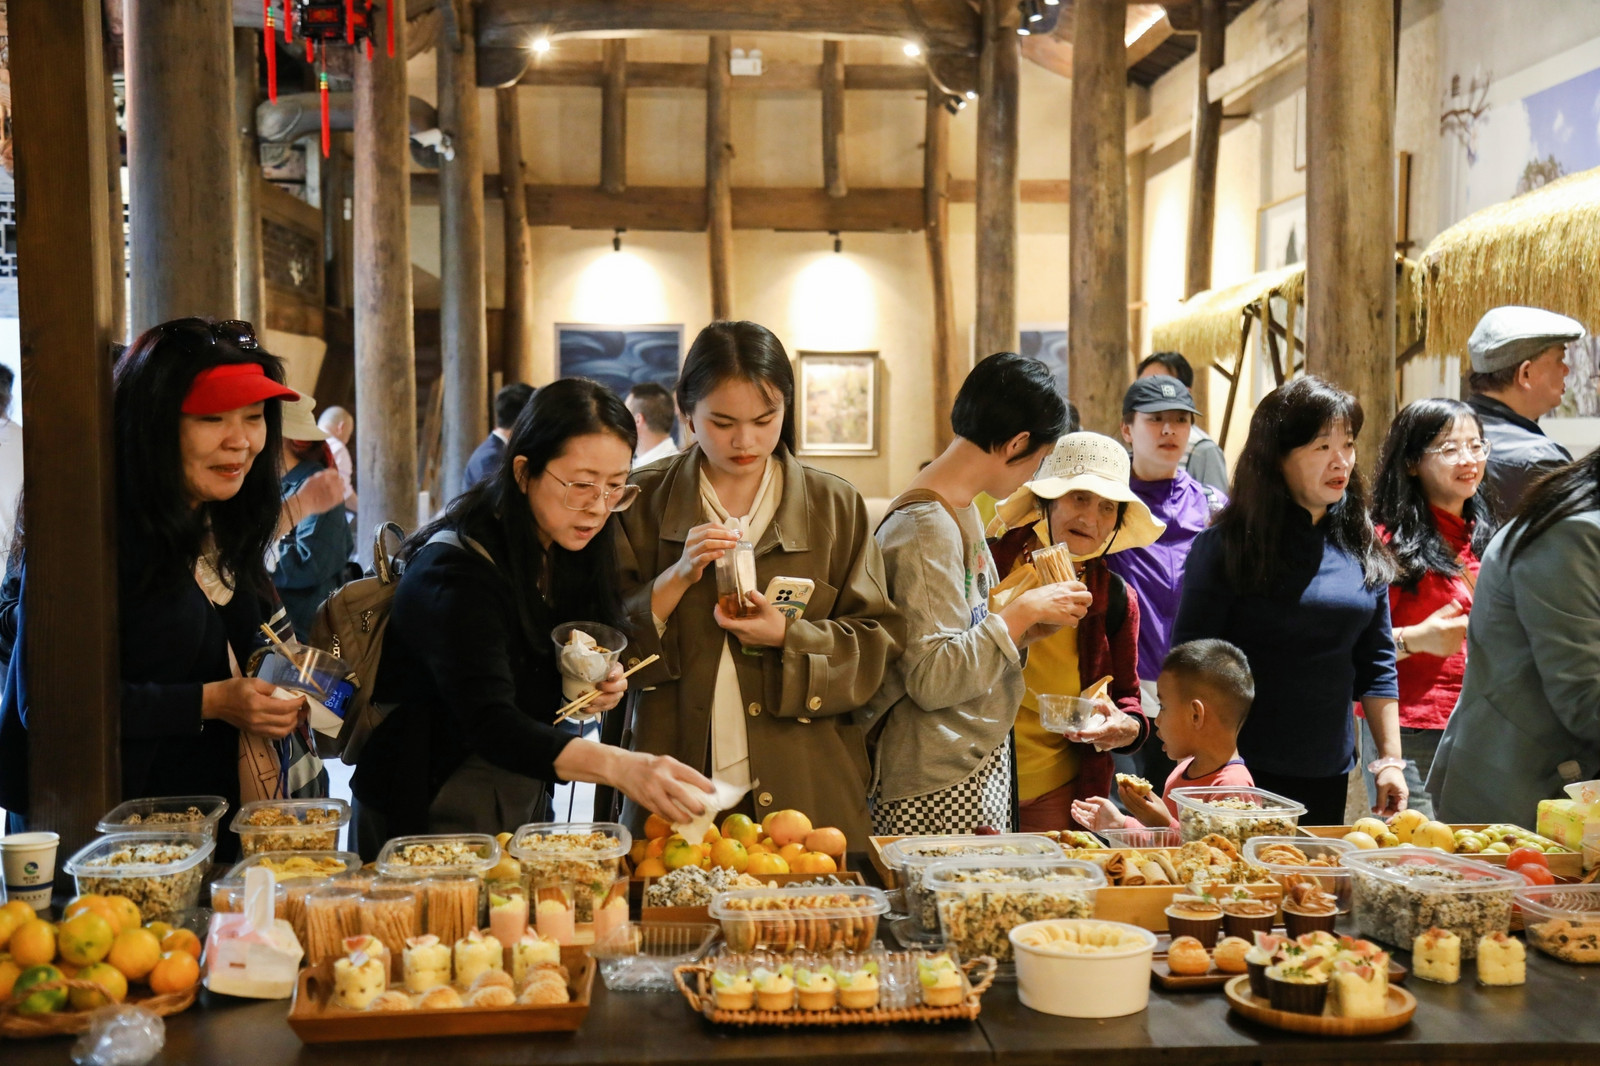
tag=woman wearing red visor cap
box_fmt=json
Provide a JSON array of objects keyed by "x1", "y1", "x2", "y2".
[{"x1": 0, "y1": 318, "x2": 309, "y2": 853}]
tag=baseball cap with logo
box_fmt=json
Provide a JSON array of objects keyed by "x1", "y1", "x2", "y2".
[{"x1": 1123, "y1": 376, "x2": 1202, "y2": 418}]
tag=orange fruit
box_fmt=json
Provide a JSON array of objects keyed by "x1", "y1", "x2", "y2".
[
  {"x1": 9, "y1": 919, "x2": 57, "y2": 968},
  {"x1": 628, "y1": 839, "x2": 650, "y2": 866},
  {"x1": 632, "y1": 856, "x2": 667, "y2": 879},
  {"x1": 709, "y1": 838, "x2": 749, "y2": 873},
  {"x1": 161, "y1": 928, "x2": 202, "y2": 960},
  {"x1": 778, "y1": 842, "x2": 807, "y2": 866},
  {"x1": 2, "y1": 900, "x2": 36, "y2": 926},
  {"x1": 646, "y1": 836, "x2": 669, "y2": 860},
  {"x1": 804, "y1": 827, "x2": 848, "y2": 859},
  {"x1": 56, "y1": 960, "x2": 80, "y2": 978},
  {"x1": 762, "y1": 809, "x2": 813, "y2": 848},
  {"x1": 147, "y1": 950, "x2": 200, "y2": 995},
  {"x1": 746, "y1": 839, "x2": 774, "y2": 855},
  {"x1": 661, "y1": 835, "x2": 700, "y2": 872},
  {"x1": 144, "y1": 921, "x2": 174, "y2": 944},
  {"x1": 701, "y1": 826, "x2": 722, "y2": 846},
  {"x1": 70, "y1": 962, "x2": 128, "y2": 1010},
  {"x1": 13, "y1": 963, "x2": 67, "y2": 1014},
  {"x1": 0, "y1": 955, "x2": 21, "y2": 998},
  {"x1": 65, "y1": 896, "x2": 122, "y2": 937},
  {"x1": 795, "y1": 851, "x2": 837, "y2": 875},
  {"x1": 104, "y1": 895, "x2": 142, "y2": 935},
  {"x1": 720, "y1": 813, "x2": 760, "y2": 848},
  {"x1": 58, "y1": 911, "x2": 115, "y2": 967},
  {"x1": 746, "y1": 852, "x2": 790, "y2": 876},
  {"x1": 0, "y1": 909, "x2": 20, "y2": 951},
  {"x1": 643, "y1": 813, "x2": 673, "y2": 840},
  {"x1": 108, "y1": 928, "x2": 162, "y2": 981}
]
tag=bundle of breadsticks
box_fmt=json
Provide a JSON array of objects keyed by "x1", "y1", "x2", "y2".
[{"x1": 1030, "y1": 542, "x2": 1077, "y2": 585}]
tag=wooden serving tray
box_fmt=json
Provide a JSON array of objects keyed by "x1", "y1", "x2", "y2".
[
  {"x1": 673, "y1": 956, "x2": 996, "y2": 1027},
  {"x1": 642, "y1": 871, "x2": 866, "y2": 925},
  {"x1": 286, "y1": 947, "x2": 594, "y2": 1043},
  {"x1": 1298, "y1": 825, "x2": 1583, "y2": 878},
  {"x1": 1223, "y1": 973, "x2": 1415, "y2": 1036},
  {"x1": 1150, "y1": 937, "x2": 1408, "y2": 991}
]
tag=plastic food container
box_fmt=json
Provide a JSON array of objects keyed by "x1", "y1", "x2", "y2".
[
  {"x1": 1037, "y1": 695, "x2": 1098, "y2": 734},
  {"x1": 1515, "y1": 884, "x2": 1600, "y2": 964},
  {"x1": 1169, "y1": 785, "x2": 1306, "y2": 846},
  {"x1": 923, "y1": 856, "x2": 1106, "y2": 963},
  {"x1": 588, "y1": 921, "x2": 720, "y2": 991},
  {"x1": 509, "y1": 821, "x2": 632, "y2": 923},
  {"x1": 64, "y1": 830, "x2": 214, "y2": 921},
  {"x1": 1009, "y1": 918, "x2": 1156, "y2": 1018},
  {"x1": 1099, "y1": 826, "x2": 1180, "y2": 849},
  {"x1": 1344, "y1": 847, "x2": 1521, "y2": 957},
  {"x1": 221, "y1": 849, "x2": 362, "y2": 883},
  {"x1": 375, "y1": 833, "x2": 501, "y2": 876},
  {"x1": 230, "y1": 798, "x2": 350, "y2": 855},
  {"x1": 709, "y1": 884, "x2": 889, "y2": 954},
  {"x1": 1242, "y1": 836, "x2": 1356, "y2": 912},
  {"x1": 880, "y1": 833, "x2": 1061, "y2": 934},
  {"x1": 98, "y1": 795, "x2": 229, "y2": 839}
]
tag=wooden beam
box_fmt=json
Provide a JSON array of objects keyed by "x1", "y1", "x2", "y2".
[
  {"x1": 516, "y1": 59, "x2": 927, "y2": 91},
  {"x1": 101, "y1": 30, "x2": 126, "y2": 344},
  {"x1": 1126, "y1": 84, "x2": 1150, "y2": 354},
  {"x1": 1068, "y1": 0, "x2": 1129, "y2": 436},
  {"x1": 321, "y1": 135, "x2": 352, "y2": 310},
  {"x1": 822, "y1": 41, "x2": 847, "y2": 199},
  {"x1": 125, "y1": 0, "x2": 237, "y2": 333},
  {"x1": 1184, "y1": 0, "x2": 1224, "y2": 303},
  {"x1": 601, "y1": 39, "x2": 627, "y2": 194},
  {"x1": 477, "y1": 0, "x2": 980, "y2": 53},
  {"x1": 354, "y1": 1, "x2": 418, "y2": 536},
  {"x1": 948, "y1": 178, "x2": 1070, "y2": 204},
  {"x1": 924, "y1": 75, "x2": 957, "y2": 453},
  {"x1": 1208, "y1": 0, "x2": 1308, "y2": 105},
  {"x1": 438, "y1": 0, "x2": 488, "y2": 502},
  {"x1": 11, "y1": 0, "x2": 121, "y2": 849},
  {"x1": 1021, "y1": 32, "x2": 1073, "y2": 80},
  {"x1": 496, "y1": 87, "x2": 537, "y2": 386},
  {"x1": 1305, "y1": 0, "x2": 1394, "y2": 464},
  {"x1": 1124, "y1": 8, "x2": 1174, "y2": 67},
  {"x1": 974, "y1": 0, "x2": 1019, "y2": 359},
  {"x1": 234, "y1": 27, "x2": 265, "y2": 329},
  {"x1": 707, "y1": 36, "x2": 734, "y2": 319}
]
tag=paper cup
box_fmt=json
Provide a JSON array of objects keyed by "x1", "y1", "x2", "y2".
[{"x1": 1, "y1": 831, "x2": 60, "y2": 913}]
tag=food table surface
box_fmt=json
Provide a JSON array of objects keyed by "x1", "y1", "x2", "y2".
[{"x1": 10, "y1": 855, "x2": 1597, "y2": 1065}]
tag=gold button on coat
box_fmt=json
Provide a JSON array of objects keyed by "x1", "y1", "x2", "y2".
[
  {"x1": 807, "y1": 696, "x2": 822, "y2": 711},
  {"x1": 747, "y1": 702, "x2": 761, "y2": 716},
  {"x1": 757, "y1": 792, "x2": 773, "y2": 807}
]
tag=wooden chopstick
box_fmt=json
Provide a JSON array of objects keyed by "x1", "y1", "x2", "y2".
[
  {"x1": 554, "y1": 653, "x2": 660, "y2": 723},
  {"x1": 258, "y1": 623, "x2": 328, "y2": 697}
]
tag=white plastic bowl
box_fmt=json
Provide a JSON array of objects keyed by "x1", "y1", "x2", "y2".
[{"x1": 1009, "y1": 918, "x2": 1157, "y2": 1018}]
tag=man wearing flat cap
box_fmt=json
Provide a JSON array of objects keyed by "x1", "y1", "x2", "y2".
[{"x1": 1465, "y1": 305, "x2": 1585, "y2": 517}]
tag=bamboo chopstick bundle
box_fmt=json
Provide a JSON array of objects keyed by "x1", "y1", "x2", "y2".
[{"x1": 1031, "y1": 543, "x2": 1077, "y2": 586}]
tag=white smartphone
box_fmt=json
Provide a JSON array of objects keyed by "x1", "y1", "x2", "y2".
[{"x1": 763, "y1": 576, "x2": 816, "y2": 622}]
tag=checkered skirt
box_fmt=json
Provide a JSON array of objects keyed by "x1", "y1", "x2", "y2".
[{"x1": 870, "y1": 742, "x2": 1013, "y2": 835}]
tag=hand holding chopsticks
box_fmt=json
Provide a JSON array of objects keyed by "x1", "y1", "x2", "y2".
[
  {"x1": 554, "y1": 653, "x2": 660, "y2": 724},
  {"x1": 257, "y1": 623, "x2": 329, "y2": 698}
]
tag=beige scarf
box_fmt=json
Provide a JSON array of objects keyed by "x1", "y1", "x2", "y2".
[
  {"x1": 195, "y1": 545, "x2": 284, "y2": 804},
  {"x1": 698, "y1": 456, "x2": 784, "y2": 792}
]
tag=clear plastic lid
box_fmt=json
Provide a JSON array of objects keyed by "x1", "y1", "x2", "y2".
[
  {"x1": 1168, "y1": 786, "x2": 1308, "y2": 818},
  {"x1": 230, "y1": 798, "x2": 350, "y2": 834},
  {"x1": 64, "y1": 830, "x2": 215, "y2": 878},
  {"x1": 920, "y1": 855, "x2": 1107, "y2": 895},
  {"x1": 1098, "y1": 827, "x2": 1180, "y2": 848},
  {"x1": 508, "y1": 821, "x2": 632, "y2": 863},
  {"x1": 97, "y1": 796, "x2": 229, "y2": 837},
  {"x1": 1241, "y1": 835, "x2": 1355, "y2": 871},
  {"x1": 375, "y1": 833, "x2": 501, "y2": 876},
  {"x1": 1341, "y1": 847, "x2": 1523, "y2": 892},
  {"x1": 1515, "y1": 883, "x2": 1600, "y2": 922},
  {"x1": 708, "y1": 884, "x2": 890, "y2": 922},
  {"x1": 588, "y1": 920, "x2": 720, "y2": 962},
  {"x1": 216, "y1": 850, "x2": 363, "y2": 885},
  {"x1": 879, "y1": 833, "x2": 1059, "y2": 871}
]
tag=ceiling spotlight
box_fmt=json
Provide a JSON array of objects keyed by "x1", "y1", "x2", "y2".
[
  {"x1": 903, "y1": 41, "x2": 922, "y2": 58},
  {"x1": 942, "y1": 94, "x2": 964, "y2": 115},
  {"x1": 530, "y1": 37, "x2": 551, "y2": 55},
  {"x1": 1044, "y1": 0, "x2": 1060, "y2": 5},
  {"x1": 830, "y1": 231, "x2": 842, "y2": 254},
  {"x1": 612, "y1": 227, "x2": 625, "y2": 252},
  {"x1": 1016, "y1": 25, "x2": 1031, "y2": 35},
  {"x1": 1021, "y1": 0, "x2": 1045, "y2": 23},
  {"x1": 965, "y1": 90, "x2": 978, "y2": 101}
]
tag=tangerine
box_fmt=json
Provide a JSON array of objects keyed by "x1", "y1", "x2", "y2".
[
  {"x1": 144, "y1": 920, "x2": 174, "y2": 944},
  {"x1": 65, "y1": 896, "x2": 122, "y2": 937},
  {"x1": 661, "y1": 835, "x2": 700, "y2": 871},
  {"x1": 58, "y1": 911, "x2": 115, "y2": 967},
  {"x1": 161, "y1": 928, "x2": 203, "y2": 960},
  {"x1": 147, "y1": 950, "x2": 200, "y2": 995},
  {"x1": 108, "y1": 928, "x2": 162, "y2": 980},
  {"x1": 104, "y1": 895, "x2": 142, "y2": 936},
  {"x1": 1, "y1": 900, "x2": 36, "y2": 926},
  {"x1": 643, "y1": 813, "x2": 673, "y2": 840},
  {"x1": 13, "y1": 964, "x2": 67, "y2": 1014},
  {"x1": 804, "y1": 827, "x2": 848, "y2": 859},
  {"x1": 0, "y1": 909, "x2": 20, "y2": 951},
  {"x1": 778, "y1": 842, "x2": 807, "y2": 866},
  {"x1": 9, "y1": 919, "x2": 56, "y2": 968},
  {"x1": 746, "y1": 852, "x2": 790, "y2": 876},
  {"x1": 70, "y1": 962, "x2": 128, "y2": 1010},
  {"x1": 720, "y1": 813, "x2": 760, "y2": 848},
  {"x1": 632, "y1": 856, "x2": 667, "y2": 879},
  {"x1": 0, "y1": 955, "x2": 21, "y2": 998},
  {"x1": 709, "y1": 838, "x2": 749, "y2": 873}
]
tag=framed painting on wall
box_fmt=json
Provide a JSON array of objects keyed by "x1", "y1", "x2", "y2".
[
  {"x1": 796, "y1": 351, "x2": 878, "y2": 457},
  {"x1": 1256, "y1": 192, "x2": 1306, "y2": 272},
  {"x1": 556, "y1": 323, "x2": 683, "y2": 401},
  {"x1": 1019, "y1": 325, "x2": 1069, "y2": 402}
]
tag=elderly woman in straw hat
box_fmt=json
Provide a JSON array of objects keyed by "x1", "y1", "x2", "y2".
[{"x1": 988, "y1": 432, "x2": 1166, "y2": 832}]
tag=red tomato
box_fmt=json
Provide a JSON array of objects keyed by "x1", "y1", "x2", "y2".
[
  {"x1": 1519, "y1": 865, "x2": 1556, "y2": 887},
  {"x1": 1506, "y1": 847, "x2": 1548, "y2": 871}
]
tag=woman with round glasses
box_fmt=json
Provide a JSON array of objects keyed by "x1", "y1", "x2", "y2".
[
  {"x1": 1364, "y1": 399, "x2": 1497, "y2": 816},
  {"x1": 348, "y1": 377, "x2": 713, "y2": 853},
  {"x1": 615, "y1": 321, "x2": 899, "y2": 847}
]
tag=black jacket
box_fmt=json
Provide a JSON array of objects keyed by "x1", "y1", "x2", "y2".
[
  {"x1": 351, "y1": 521, "x2": 578, "y2": 838},
  {"x1": 1469, "y1": 394, "x2": 1571, "y2": 519}
]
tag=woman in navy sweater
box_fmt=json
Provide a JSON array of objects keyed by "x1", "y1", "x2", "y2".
[{"x1": 1173, "y1": 377, "x2": 1408, "y2": 824}]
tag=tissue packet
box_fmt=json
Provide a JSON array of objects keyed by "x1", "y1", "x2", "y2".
[{"x1": 204, "y1": 866, "x2": 305, "y2": 999}]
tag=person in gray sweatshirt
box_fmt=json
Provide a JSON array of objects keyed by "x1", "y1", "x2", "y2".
[{"x1": 860, "y1": 354, "x2": 1088, "y2": 834}]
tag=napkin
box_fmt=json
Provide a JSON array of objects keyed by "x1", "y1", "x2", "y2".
[{"x1": 670, "y1": 778, "x2": 751, "y2": 843}]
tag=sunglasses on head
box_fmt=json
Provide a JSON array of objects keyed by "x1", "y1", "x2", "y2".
[{"x1": 161, "y1": 317, "x2": 259, "y2": 351}]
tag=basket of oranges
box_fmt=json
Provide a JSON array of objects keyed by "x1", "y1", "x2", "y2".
[{"x1": 0, "y1": 894, "x2": 201, "y2": 1039}]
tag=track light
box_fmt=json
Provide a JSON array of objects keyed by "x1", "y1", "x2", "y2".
[
  {"x1": 1016, "y1": 25, "x2": 1031, "y2": 35},
  {"x1": 530, "y1": 37, "x2": 551, "y2": 54},
  {"x1": 942, "y1": 94, "x2": 964, "y2": 115},
  {"x1": 1044, "y1": 0, "x2": 1060, "y2": 5},
  {"x1": 830, "y1": 231, "x2": 842, "y2": 254},
  {"x1": 903, "y1": 41, "x2": 922, "y2": 58},
  {"x1": 966, "y1": 90, "x2": 978, "y2": 101},
  {"x1": 612, "y1": 227, "x2": 625, "y2": 252}
]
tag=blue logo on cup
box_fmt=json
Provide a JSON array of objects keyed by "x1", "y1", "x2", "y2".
[
  {"x1": 23, "y1": 860, "x2": 38, "y2": 877},
  {"x1": 323, "y1": 680, "x2": 355, "y2": 720}
]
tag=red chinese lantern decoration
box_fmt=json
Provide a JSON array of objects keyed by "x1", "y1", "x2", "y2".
[{"x1": 261, "y1": 1, "x2": 391, "y2": 156}]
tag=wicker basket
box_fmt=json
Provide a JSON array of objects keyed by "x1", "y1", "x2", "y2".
[
  {"x1": 1, "y1": 977, "x2": 197, "y2": 1039},
  {"x1": 673, "y1": 956, "x2": 996, "y2": 1026}
]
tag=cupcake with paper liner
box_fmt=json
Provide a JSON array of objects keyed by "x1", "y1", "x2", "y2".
[
  {"x1": 1164, "y1": 892, "x2": 1224, "y2": 946},
  {"x1": 836, "y1": 958, "x2": 882, "y2": 1010},
  {"x1": 1245, "y1": 932, "x2": 1286, "y2": 997},
  {"x1": 795, "y1": 961, "x2": 839, "y2": 1012},
  {"x1": 1264, "y1": 961, "x2": 1329, "y2": 1014},
  {"x1": 1219, "y1": 887, "x2": 1279, "y2": 941},
  {"x1": 1328, "y1": 958, "x2": 1389, "y2": 1018},
  {"x1": 711, "y1": 958, "x2": 755, "y2": 1012},
  {"x1": 917, "y1": 952, "x2": 964, "y2": 1008},
  {"x1": 1280, "y1": 876, "x2": 1338, "y2": 938},
  {"x1": 752, "y1": 961, "x2": 796, "y2": 1012}
]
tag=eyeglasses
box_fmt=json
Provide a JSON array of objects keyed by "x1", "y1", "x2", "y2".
[
  {"x1": 1424, "y1": 439, "x2": 1490, "y2": 464},
  {"x1": 542, "y1": 471, "x2": 640, "y2": 512},
  {"x1": 161, "y1": 317, "x2": 260, "y2": 350}
]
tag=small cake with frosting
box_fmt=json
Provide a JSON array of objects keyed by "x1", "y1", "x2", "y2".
[
  {"x1": 1264, "y1": 962, "x2": 1329, "y2": 1015},
  {"x1": 836, "y1": 960, "x2": 881, "y2": 1010},
  {"x1": 1328, "y1": 958, "x2": 1389, "y2": 1018},
  {"x1": 1220, "y1": 888, "x2": 1279, "y2": 941},
  {"x1": 795, "y1": 963, "x2": 838, "y2": 1012},
  {"x1": 1163, "y1": 892, "x2": 1223, "y2": 945},
  {"x1": 917, "y1": 952, "x2": 964, "y2": 1008},
  {"x1": 752, "y1": 963, "x2": 796, "y2": 1012},
  {"x1": 453, "y1": 929, "x2": 504, "y2": 990},
  {"x1": 1476, "y1": 932, "x2": 1526, "y2": 987},
  {"x1": 1413, "y1": 927, "x2": 1461, "y2": 984},
  {"x1": 511, "y1": 928, "x2": 562, "y2": 982},
  {"x1": 402, "y1": 934, "x2": 451, "y2": 994},
  {"x1": 342, "y1": 934, "x2": 391, "y2": 977},
  {"x1": 1280, "y1": 877, "x2": 1339, "y2": 938},
  {"x1": 711, "y1": 967, "x2": 755, "y2": 1011},
  {"x1": 332, "y1": 953, "x2": 388, "y2": 1010},
  {"x1": 1244, "y1": 932, "x2": 1285, "y2": 998}
]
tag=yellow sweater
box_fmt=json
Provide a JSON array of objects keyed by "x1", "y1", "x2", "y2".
[{"x1": 1016, "y1": 628, "x2": 1083, "y2": 802}]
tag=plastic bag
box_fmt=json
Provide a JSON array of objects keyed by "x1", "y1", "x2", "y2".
[{"x1": 71, "y1": 1004, "x2": 166, "y2": 1066}]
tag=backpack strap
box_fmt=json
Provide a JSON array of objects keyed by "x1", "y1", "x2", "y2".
[
  {"x1": 877, "y1": 488, "x2": 975, "y2": 558},
  {"x1": 1104, "y1": 570, "x2": 1129, "y2": 641},
  {"x1": 426, "y1": 528, "x2": 495, "y2": 566}
]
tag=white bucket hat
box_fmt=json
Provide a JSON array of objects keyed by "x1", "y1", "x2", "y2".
[
  {"x1": 281, "y1": 392, "x2": 328, "y2": 442},
  {"x1": 989, "y1": 432, "x2": 1165, "y2": 555}
]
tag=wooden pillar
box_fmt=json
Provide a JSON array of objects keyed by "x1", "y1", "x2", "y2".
[
  {"x1": 706, "y1": 35, "x2": 734, "y2": 321},
  {"x1": 822, "y1": 41, "x2": 847, "y2": 199},
  {"x1": 1305, "y1": 0, "x2": 1395, "y2": 458},
  {"x1": 1126, "y1": 85, "x2": 1149, "y2": 358},
  {"x1": 102, "y1": 35, "x2": 126, "y2": 344},
  {"x1": 322, "y1": 134, "x2": 352, "y2": 311},
  {"x1": 1184, "y1": 0, "x2": 1224, "y2": 299},
  {"x1": 354, "y1": 1, "x2": 417, "y2": 534},
  {"x1": 234, "y1": 28, "x2": 265, "y2": 331},
  {"x1": 974, "y1": 0, "x2": 1019, "y2": 359},
  {"x1": 1068, "y1": 0, "x2": 1129, "y2": 435},
  {"x1": 601, "y1": 39, "x2": 627, "y2": 195},
  {"x1": 924, "y1": 79, "x2": 957, "y2": 451},
  {"x1": 438, "y1": 0, "x2": 488, "y2": 503},
  {"x1": 125, "y1": 0, "x2": 237, "y2": 333},
  {"x1": 11, "y1": 0, "x2": 121, "y2": 845},
  {"x1": 496, "y1": 87, "x2": 536, "y2": 385}
]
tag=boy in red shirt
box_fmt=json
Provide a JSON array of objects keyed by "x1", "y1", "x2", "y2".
[{"x1": 1073, "y1": 639, "x2": 1255, "y2": 833}]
